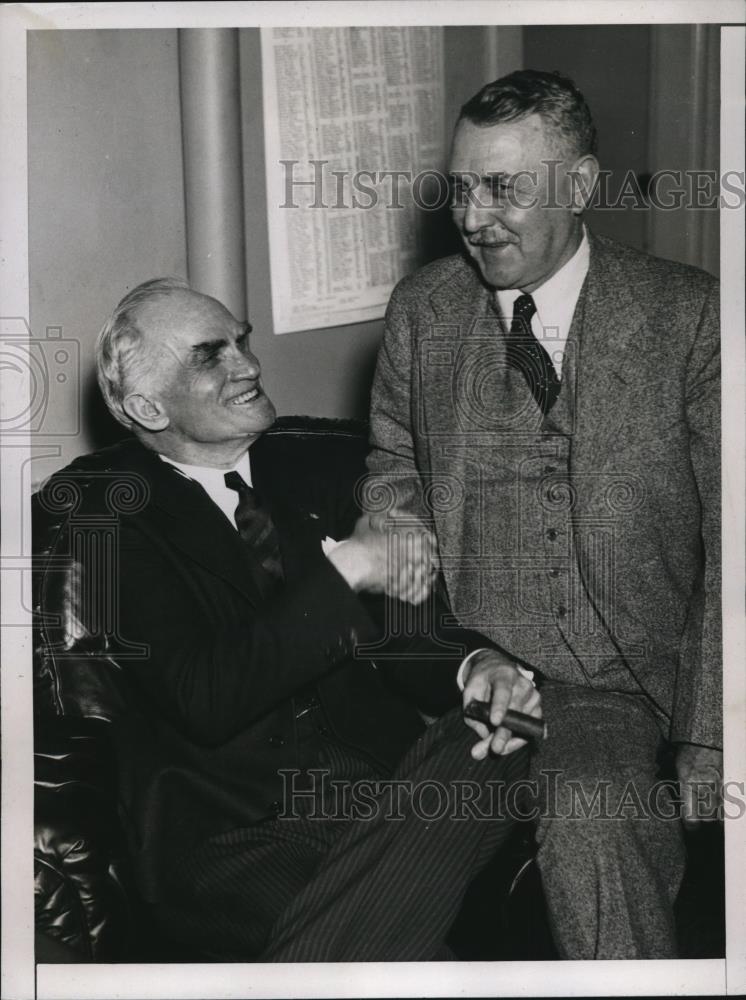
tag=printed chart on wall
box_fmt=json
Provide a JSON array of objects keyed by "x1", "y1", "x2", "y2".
[{"x1": 261, "y1": 26, "x2": 446, "y2": 334}]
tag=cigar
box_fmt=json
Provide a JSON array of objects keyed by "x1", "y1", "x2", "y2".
[{"x1": 464, "y1": 699, "x2": 547, "y2": 741}]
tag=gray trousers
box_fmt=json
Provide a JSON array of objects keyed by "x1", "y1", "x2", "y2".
[{"x1": 531, "y1": 683, "x2": 686, "y2": 959}]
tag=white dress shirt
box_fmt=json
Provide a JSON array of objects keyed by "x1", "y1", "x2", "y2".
[
  {"x1": 159, "y1": 451, "x2": 253, "y2": 528},
  {"x1": 495, "y1": 226, "x2": 590, "y2": 380},
  {"x1": 160, "y1": 449, "x2": 341, "y2": 556}
]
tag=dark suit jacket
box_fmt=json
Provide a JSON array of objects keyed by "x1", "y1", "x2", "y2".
[
  {"x1": 37, "y1": 427, "x2": 478, "y2": 902},
  {"x1": 368, "y1": 232, "x2": 721, "y2": 749}
]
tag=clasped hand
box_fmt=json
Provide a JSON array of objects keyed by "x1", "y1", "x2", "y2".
[{"x1": 328, "y1": 511, "x2": 438, "y2": 604}]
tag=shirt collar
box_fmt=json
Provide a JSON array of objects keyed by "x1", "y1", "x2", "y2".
[
  {"x1": 495, "y1": 225, "x2": 590, "y2": 327},
  {"x1": 159, "y1": 450, "x2": 253, "y2": 491}
]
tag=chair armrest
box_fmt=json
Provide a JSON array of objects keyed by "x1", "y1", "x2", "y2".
[{"x1": 34, "y1": 719, "x2": 139, "y2": 961}]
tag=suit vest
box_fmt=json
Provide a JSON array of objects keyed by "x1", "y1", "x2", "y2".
[{"x1": 435, "y1": 285, "x2": 638, "y2": 691}]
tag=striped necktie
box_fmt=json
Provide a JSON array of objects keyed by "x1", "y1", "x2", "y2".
[
  {"x1": 506, "y1": 293, "x2": 561, "y2": 415},
  {"x1": 224, "y1": 471, "x2": 284, "y2": 596}
]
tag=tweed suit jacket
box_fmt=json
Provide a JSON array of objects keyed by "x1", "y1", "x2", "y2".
[{"x1": 368, "y1": 232, "x2": 721, "y2": 749}]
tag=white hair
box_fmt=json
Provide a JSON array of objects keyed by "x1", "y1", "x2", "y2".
[{"x1": 95, "y1": 276, "x2": 190, "y2": 428}]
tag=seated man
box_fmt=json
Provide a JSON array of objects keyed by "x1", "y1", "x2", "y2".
[{"x1": 34, "y1": 277, "x2": 541, "y2": 962}]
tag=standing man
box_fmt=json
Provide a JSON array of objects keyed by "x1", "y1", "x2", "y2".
[
  {"x1": 36, "y1": 277, "x2": 540, "y2": 962},
  {"x1": 367, "y1": 70, "x2": 721, "y2": 958}
]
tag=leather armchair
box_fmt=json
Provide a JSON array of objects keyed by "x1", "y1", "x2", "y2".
[
  {"x1": 33, "y1": 416, "x2": 546, "y2": 962},
  {"x1": 33, "y1": 440, "x2": 161, "y2": 961},
  {"x1": 34, "y1": 719, "x2": 140, "y2": 961}
]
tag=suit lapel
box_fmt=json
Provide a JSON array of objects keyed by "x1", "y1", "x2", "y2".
[
  {"x1": 424, "y1": 256, "x2": 503, "y2": 450},
  {"x1": 249, "y1": 437, "x2": 328, "y2": 587},
  {"x1": 424, "y1": 243, "x2": 654, "y2": 507},
  {"x1": 429, "y1": 256, "x2": 491, "y2": 325},
  {"x1": 109, "y1": 436, "x2": 328, "y2": 604},
  {"x1": 117, "y1": 443, "x2": 264, "y2": 604},
  {"x1": 143, "y1": 454, "x2": 266, "y2": 605},
  {"x1": 571, "y1": 233, "x2": 649, "y2": 477}
]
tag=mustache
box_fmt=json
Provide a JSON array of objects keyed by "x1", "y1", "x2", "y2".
[{"x1": 468, "y1": 234, "x2": 518, "y2": 247}]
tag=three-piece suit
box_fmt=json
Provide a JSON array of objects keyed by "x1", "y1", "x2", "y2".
[{"x1": 367, "y1": 231, "x2": 721, "y2": 957}]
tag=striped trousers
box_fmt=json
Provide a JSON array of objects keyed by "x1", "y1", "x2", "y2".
[{"x1": 153, "y1": 707, "x2": 530, "y2": 962}]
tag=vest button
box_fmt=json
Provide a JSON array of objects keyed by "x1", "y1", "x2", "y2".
[
  {"x1": 547, "y1": 528, "x2": 558, "y2": 541},
  {"x1": 556, "y1": 605, "x2": 567, "y2": 618},
  {"x1": 549, "y1": 567, "x2": 560, "y2": 578},
  {"x1": 544, "y1": 465, "x2": 557, "y2": 474}
]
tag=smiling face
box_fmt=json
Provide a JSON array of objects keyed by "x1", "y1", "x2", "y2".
[
  {"x1": 128, "y1": 289, "x2": 276, "y2": 466},
  {"x1": 450, "y1": 114, "x2": 590, "y2": 293}
]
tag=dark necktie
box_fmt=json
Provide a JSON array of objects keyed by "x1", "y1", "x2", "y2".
[
  {"x1": 224, "y1": 471, "x2": 284, "y2": 596},
  {"x1": 506, "y1": 293, "x2": 561, "y2": 415}
]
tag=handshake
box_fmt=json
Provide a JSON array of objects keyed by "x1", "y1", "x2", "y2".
[{"x1": 327, "y1": 511, "x2": 438, "y2": 604}]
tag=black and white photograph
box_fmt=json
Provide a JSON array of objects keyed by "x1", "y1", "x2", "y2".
[{"x1": 1, "y1": 2, "x2": 744, "y2": 998}]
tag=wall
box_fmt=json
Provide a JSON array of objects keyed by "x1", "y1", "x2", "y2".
[
  {"x1": 27, "y1": 25, "x2": 718, "y2": 480},
  {"x1": 27, "y1": 26, "x2": 520, "y2": 477},
  {"x1": 523, "y1": 24, "x2": 720, "y2": 273},
  {"x1": 28, "y1": 29, "x2": 187, "y2": 482},
  {"x1": 238, "y1": 26, "x2": 522, "y2": 422},
  {"x1": 523, "y1": 25, "x2": 652, "y2": 252},
  {"x1": 647, "y1": 24, "x2": 720, "y2": 275}
]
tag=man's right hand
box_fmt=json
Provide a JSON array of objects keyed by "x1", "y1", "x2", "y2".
[
  {"x1": 462, "y1": 649, "x2": 542, "y2": 758},
  {"x1": 675, "y1": 743, "x2": 723, "y2": 828},
  {"x1": 328, "y1": 513, "x2": 437, "y2": 604}
]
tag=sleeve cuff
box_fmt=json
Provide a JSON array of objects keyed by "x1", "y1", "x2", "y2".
[{"x1": 456, "y1": 649, "x2": 535, "y2": 690}]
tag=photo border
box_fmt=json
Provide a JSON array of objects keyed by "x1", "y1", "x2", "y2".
[{"x1": 1, "y1": 3, "x2": 744, "y2": 998}]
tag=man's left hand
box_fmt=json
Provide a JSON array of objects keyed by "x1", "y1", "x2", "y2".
[{"x1": 675, "y1": 743, "x2": 723, "y2": 827}]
